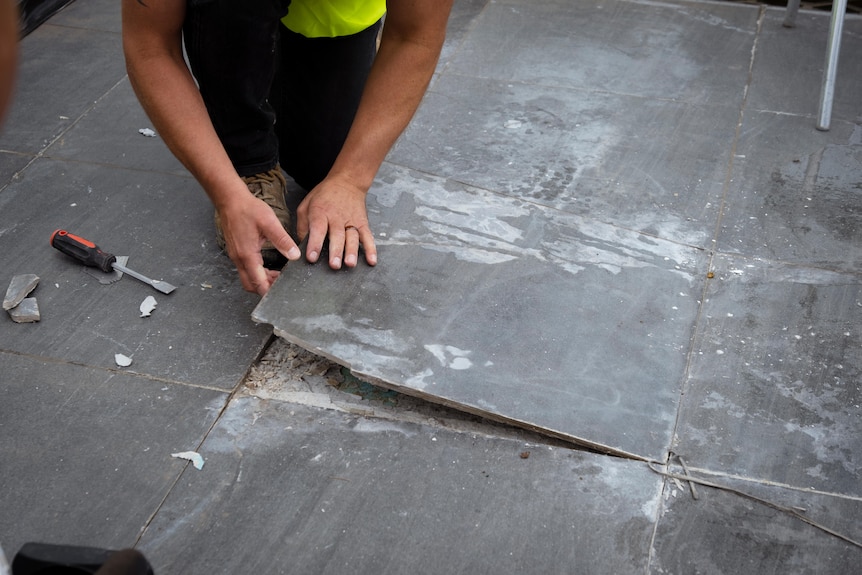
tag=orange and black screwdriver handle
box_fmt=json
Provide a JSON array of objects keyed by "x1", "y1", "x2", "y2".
[{"x1": 50, "y1": 229, "x2": 117, "y2": 273}]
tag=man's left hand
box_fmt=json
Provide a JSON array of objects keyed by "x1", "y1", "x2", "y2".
[{"x1": 296, "y1": 177, "x2": 378, "y2": 270}]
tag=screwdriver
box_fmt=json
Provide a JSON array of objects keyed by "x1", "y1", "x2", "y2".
[{"x1": 50, "y1": 229, "x2": 176, "y2": 294}]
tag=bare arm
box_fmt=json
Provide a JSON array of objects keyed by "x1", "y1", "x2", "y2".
[
  {"x1": 297, "y1": 0, "x2": 454, "y2": 269},
  {"x1": 0, "y1": 0, "x2": 18, "y2": 127},
  {"x1": 121, "y1": 0, "x2": 299, "y2": 295}
]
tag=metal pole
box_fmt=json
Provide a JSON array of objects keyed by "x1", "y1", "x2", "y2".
[{"x1": 816, "y1": 0, "x2": 848, "y2": 131}]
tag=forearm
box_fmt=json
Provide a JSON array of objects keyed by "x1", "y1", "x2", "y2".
[
  {"x1": 121, "y1": 1, "x2": 246, "y2": 211},
  {"x1": 0, "y1": 0, "x2": 18, "y2": 127},
  {"x1": 325, "y1": 1, "x2": 453, "y2": 192}
]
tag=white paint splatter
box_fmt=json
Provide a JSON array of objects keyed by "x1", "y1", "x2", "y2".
[
  {"x1": 292, "y1": 314, "x2": 411, "y2": 354},
  {"x1": 171, "y1": 451, "x2": 204, "y2": 470},
  {"x1": 450, "y1": 357, "x2": 472, "y2": 370},
  {"x1": 425, "y1": 344, "x2": 473, "y2": 370}
]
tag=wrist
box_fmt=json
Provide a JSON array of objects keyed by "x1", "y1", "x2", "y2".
[
  {"x1": 203, "y1": 174, "x2": 252, "y2": 213},
  {"x1": 319, "y1": 169, "x2": 371, "y2": 197}
]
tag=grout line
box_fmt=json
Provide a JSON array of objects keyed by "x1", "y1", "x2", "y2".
[
  {"x1": 648, "y1": 459, "x2": 862, "y2": 549},
  {"x1": 132, "y1": 332, "x2": 279, "y2": 547},
  {"x1": 665, "y1": 4, "x2": 768, "y2": 457},
  {"x1": 0, "y1": 75, "x2": 129, "y2": 194},
  {"x1": 648, "y1": 7, "x2": 767, "y2": 570},
  {"x1": 0, "y1": 348, "x2": 239, "y2": 393},
  {"x1": 710, "y1": 5, "x2": 766, "y2": 249},
  {"x1": 664, "y1": 462, "x2": 862, "y2": 502}
]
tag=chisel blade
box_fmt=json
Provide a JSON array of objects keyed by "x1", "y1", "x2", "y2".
[{"x1": 111, "y1": 262, "x2": 176, "y2": 294}]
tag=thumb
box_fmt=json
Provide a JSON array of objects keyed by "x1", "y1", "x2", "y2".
[{"x1": 262, "y1": 217, "x2": 301, "y2": 261}]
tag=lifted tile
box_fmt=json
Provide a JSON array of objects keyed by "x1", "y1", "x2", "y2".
[{"x1": 254, "y1": 167, "x2": 708, "y2": 459}]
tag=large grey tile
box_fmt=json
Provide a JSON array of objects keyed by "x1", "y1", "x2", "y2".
[
  {"x1": 436, "y1": 0, "x2": 490, "y2": 73},
  {"x1": 651, "y1": 467, "x2": 862, "y2": 573},
  {"x1": 0, "y1": 352, "x2": 228, "y2": 555},
  {"x1": 0, "y1": 152, "x2": 32, "y2": 190},
  {"x1": 255, "y1": 165, "x2": 708, "y2": 460},
  {"x1": 0, "y1": 158, "x2": 269, "y2": 389},
  {"x1": 44, "y1": 78, "x2": 187, "y2": 175},
  {"x1": 0, "y1": 17, "x2": 125, "y2": 155},
  {"x1": 391, "y1": 75, "x2": 734, "y2": 247},
  {"x1": 716, "y1": 111, "x2": 862, "y2": 270},
  {"x1": 48, "y1": 0, "x2": 122, "y2": 34},
  {"x1": 139, "y1": 396, "x2": 663, "y2": 575},
  {"x1": 445, "y1": 0, "x2": 760, "y2": 104},
  {"x1": 673, "y1": 253, "x2": 862, "y2": 495},
  {"x1": 749, "y1": 10, "x2": 862, "y2": 122}
]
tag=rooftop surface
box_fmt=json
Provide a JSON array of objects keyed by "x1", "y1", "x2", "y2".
[{"x1": 1, "y1": 0, "x2": 861, "y2": 573}]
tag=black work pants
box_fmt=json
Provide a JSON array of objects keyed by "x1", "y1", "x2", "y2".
[{"x1": 183, "y1": 0, "x2": 380, "y2": 191}]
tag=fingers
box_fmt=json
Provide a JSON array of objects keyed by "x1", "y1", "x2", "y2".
[
  {"x1": 295, "y1": 182, "x2": 378, "y2": 269},
  {"x1": 297, "y1": 207, "x2": 357, "y2": 270},
  {"x1": 302, "y1": 212, "x2": 327, "y2": 265},
  {"x1": 330, "y1": 225, "x2": 362, "y2": 269},
  {"x1": 243, "y1": 267, "x2": 279, "y2": 296},
  {"x1": 228, "y1": 234, "x2": 279, "y2": 295},
  {"x1": 359, "y1": 226, "x2": 378, "y2": 267},
  {"x1": 343, "y1": 226, "x2": 360, "y2": 267},
  {"x1": 305, "y1": 221, "x2": 376, "y2": 270},
  {"x1": 222, "y1": 195, "x2": 297, "y2": 295},
  {"x1": 234, "y1": 250, "x2": 279, "y2": 296},
  {"x1": 327, "y1": 226, "x2": 347, "y2": 269}
]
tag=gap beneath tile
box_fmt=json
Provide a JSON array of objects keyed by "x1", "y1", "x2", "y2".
[{"x1": 242, "y1": 336, "x2": 582, "y2": 453}]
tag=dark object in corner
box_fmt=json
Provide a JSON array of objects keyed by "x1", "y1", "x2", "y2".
[
  {"x1": 18, "y1": 0, "x2": 76, "y2": 37},
  {"x1": 12, "y1": 543, "x2": 154, "y2": 575}
]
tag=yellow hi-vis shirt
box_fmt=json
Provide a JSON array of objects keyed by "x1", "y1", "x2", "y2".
[{"x1": 282, "y1": 0, "x2": 386, "y2": 38}]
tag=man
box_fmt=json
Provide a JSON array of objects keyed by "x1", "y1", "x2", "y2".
[{"x1": 122, "y1": 0, "x2": 453, "y2": 295}]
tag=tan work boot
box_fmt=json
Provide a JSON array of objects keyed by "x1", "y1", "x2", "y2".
[{"x1": 215, "y1": 166, "x2": 291, "y2": 269}]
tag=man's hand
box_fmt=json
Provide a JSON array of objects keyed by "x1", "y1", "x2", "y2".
[
  {"x1": 296, "y1": 177, "x2": 378, "y2": 270},
  {"x1": 124, "y1": 0, "x2": 302, "y2": 296},
  {"x1": 218, "y1": 188, "x2": 301, "y2": 295}
]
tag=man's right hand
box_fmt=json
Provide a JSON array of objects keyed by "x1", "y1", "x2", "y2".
[
  {"x1": 124, "y1": 0, "x2": 301, "y2": 296},
  {"x1": 217, "y1": 190, "x2": 301, "y2": 295}
]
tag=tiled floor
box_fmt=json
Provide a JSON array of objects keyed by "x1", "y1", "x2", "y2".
[{"x1": 2, "y1": 1, "x2": 860, "y2": 573}]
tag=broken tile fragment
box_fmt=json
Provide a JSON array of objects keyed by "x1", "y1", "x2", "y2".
[
  {"x1": 8, "y1": 298, "x2": 40, "y2": 323},
  {"x1": 140, "y1": 295, "x2": 157, "y2": 318},
  {"x1": 3, "y1": 274, "x2": 39, "y2": 310},
  {"x1": 115, "y1": 353, "x2": 133, "y2": 367}
]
